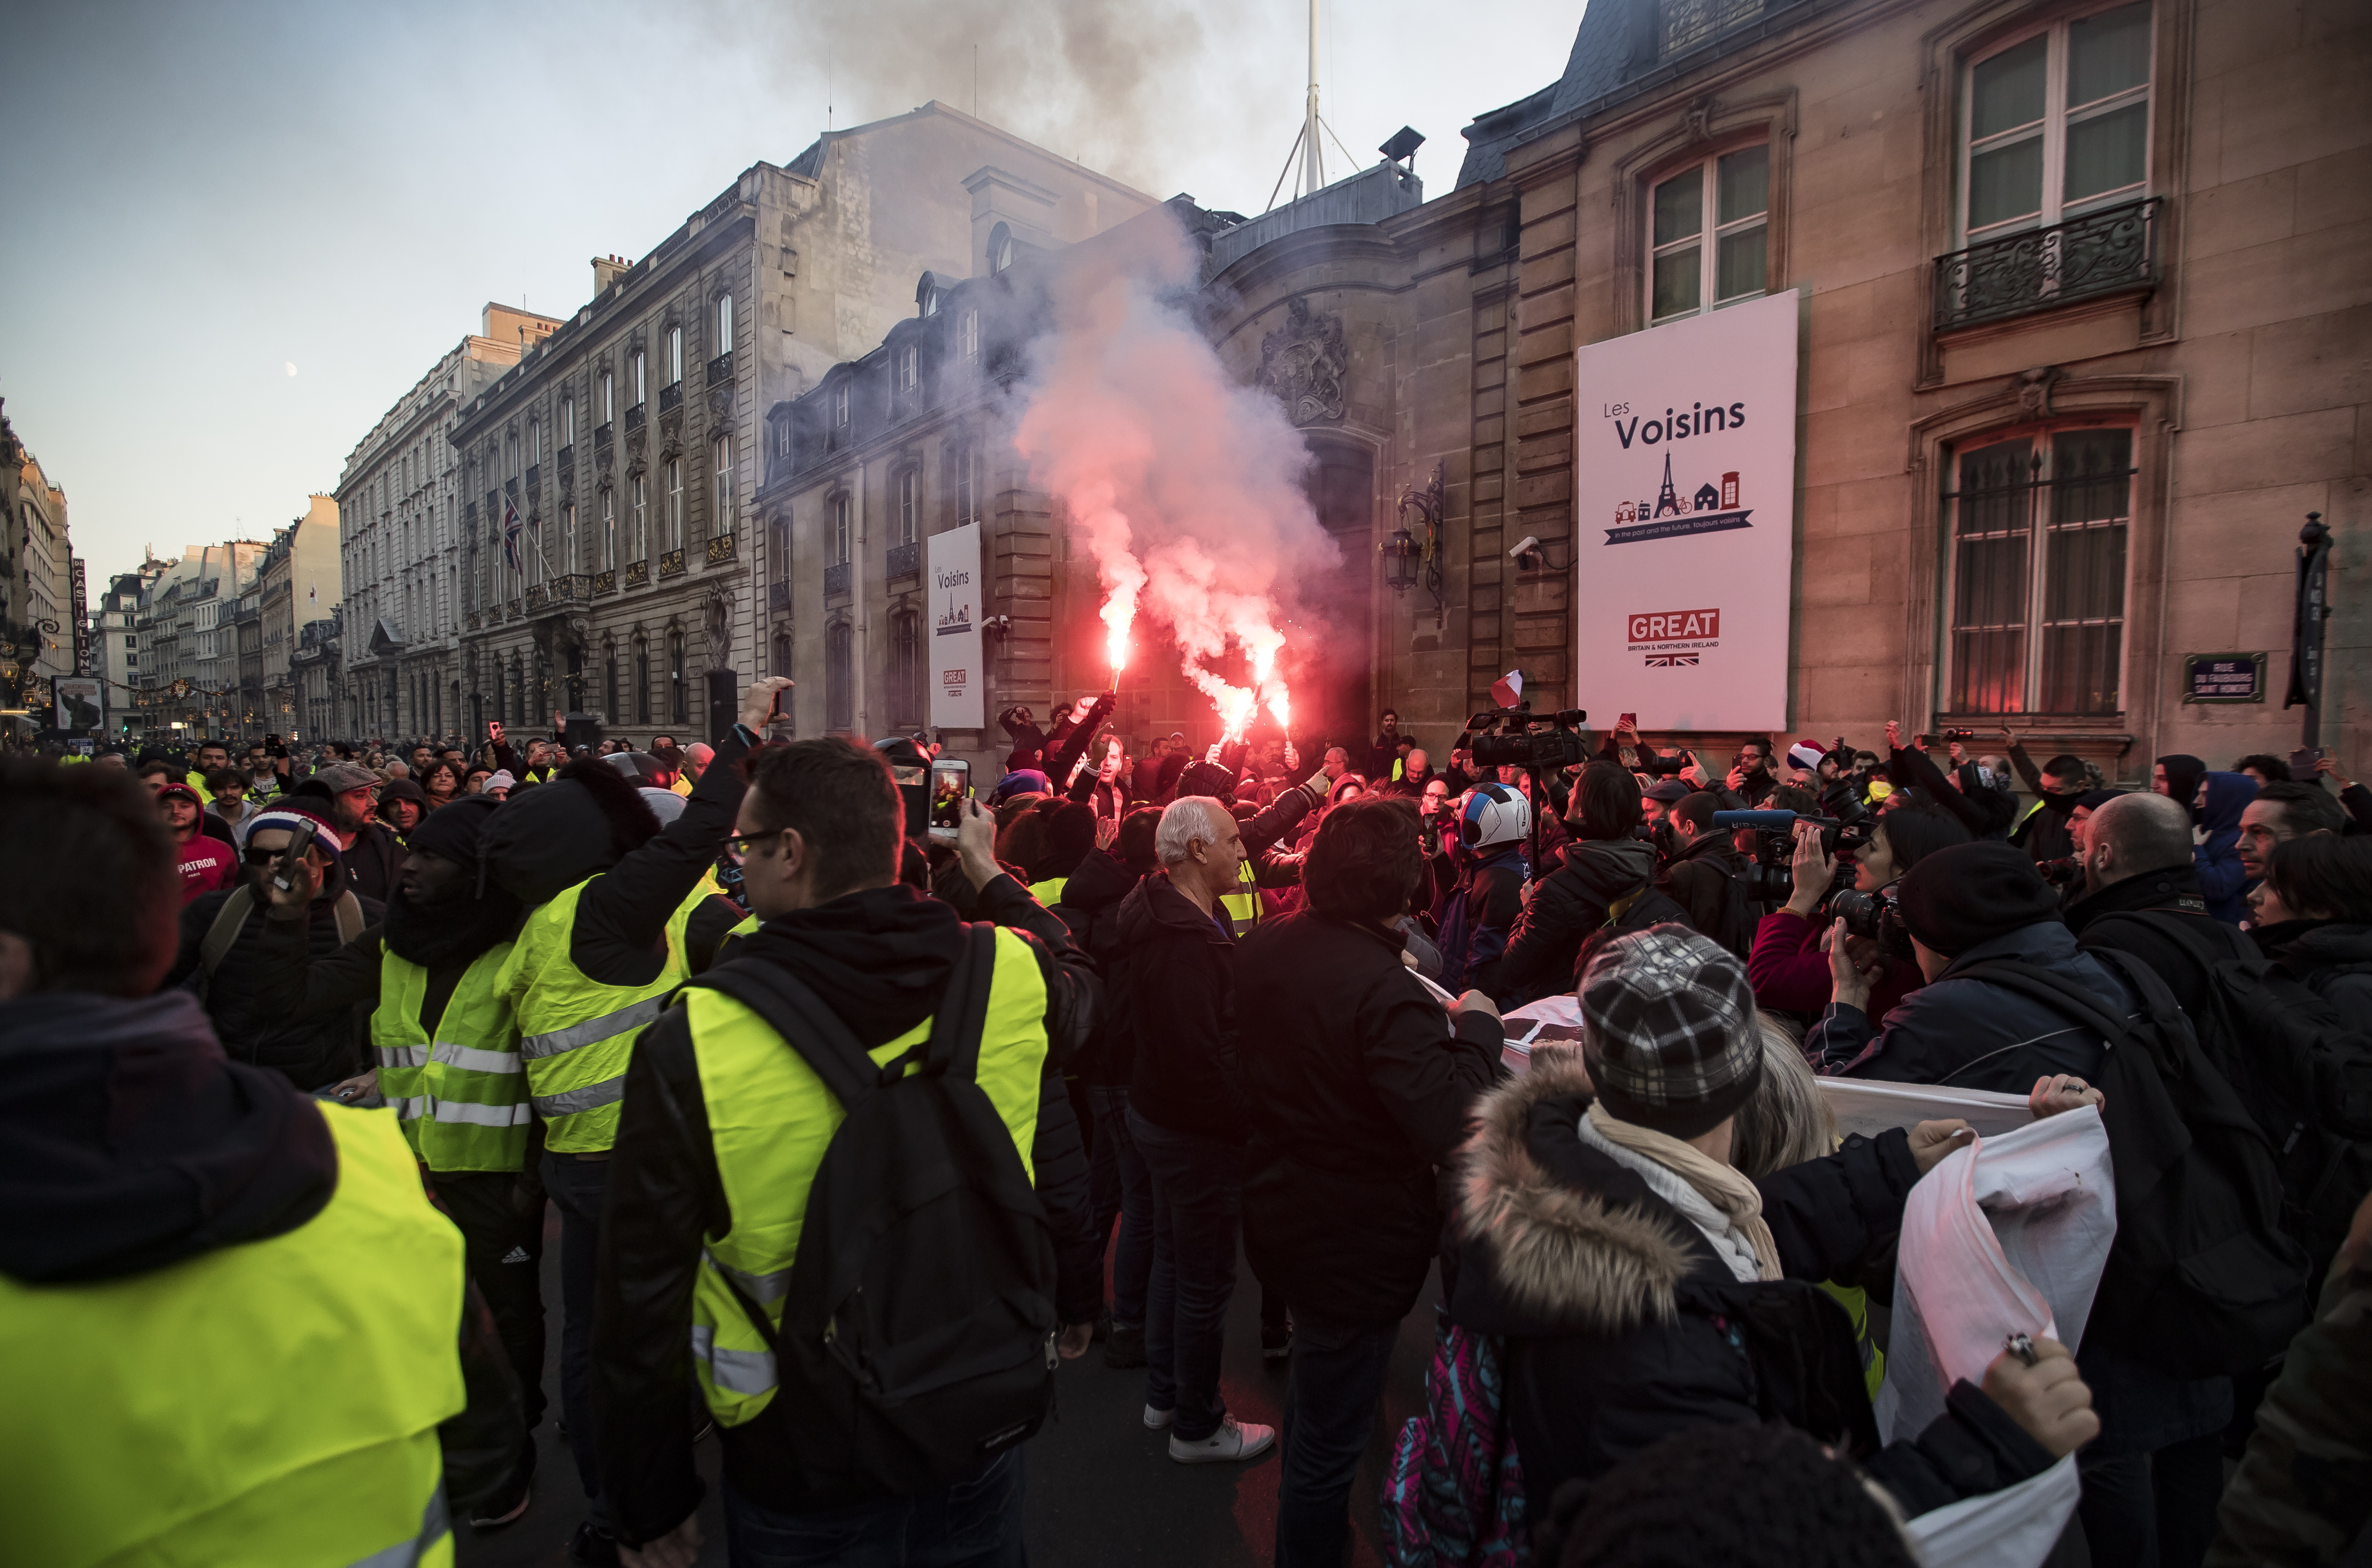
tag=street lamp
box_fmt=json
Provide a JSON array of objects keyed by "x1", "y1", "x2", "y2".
[{"x1": 1382, "y1": 462, "x2": 1446, "y2": 619}]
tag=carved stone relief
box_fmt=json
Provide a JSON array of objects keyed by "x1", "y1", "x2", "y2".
[{"x1": 1257, "y1": 297, "x2": 1347, "y2": 426}]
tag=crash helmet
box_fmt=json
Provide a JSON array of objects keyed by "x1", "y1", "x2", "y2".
[{"x1": 1461, "y1": 782, "x2": 1531, "y2": 850}]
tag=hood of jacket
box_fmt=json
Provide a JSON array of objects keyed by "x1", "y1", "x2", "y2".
[
  {"x1": 2157, "y1": 754, "x2": 2207, "y2": 815},
  {"x1": 1447, "y1": 1049, "x2": 1703, "y2": 1337},
  {"x1": 731, "y1": 883, "x2": 970, "y2": 1050},
  {"x1": 1116, "y1": 869, "x2": 1231, "y2": 951},
  {"x1": 477, "y1": 755, "x2": 661, "y2": 907},
  {"x1": 2195, "y1": 770, "x2": 2259, "y2": 836},
  {"x1": 1060, "y1": 847, "x2": 1140, "y2": 912},
  {"x1": 0, "y1": 990, "x2": 335, "y2": 1284},
  {"x1": 1669, "y1": 830, "x2": 1741, "y2": 869},
  {"x1": 2064, "y1": 861, "x2": 2211, "y2": 931},
  {"x1": 1559, "y1": 835, "x2": 1657, "y2": 895}
]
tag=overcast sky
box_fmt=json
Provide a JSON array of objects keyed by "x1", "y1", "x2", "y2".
[{"x1": 1, "y1": 0, "x2": 1585, "y2": 586}]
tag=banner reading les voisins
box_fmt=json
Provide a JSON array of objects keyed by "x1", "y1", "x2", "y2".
[{"x1": 1571, "y1": 289, "x2": 1799, "y2": 733}]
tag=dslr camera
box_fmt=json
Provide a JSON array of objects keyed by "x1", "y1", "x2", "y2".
[
  {"x1": 1463, "y1": 706, "x2": 1590, "y2": 772},
  {"x1": 1828, "y1": 883, "x2": 1913, "y2": 962}
]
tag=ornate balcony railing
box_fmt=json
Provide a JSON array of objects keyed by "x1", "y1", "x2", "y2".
[
  {"x1": 767, "y1": 581, "x2": 791, "y2": 612},
  {"x1": 823, "y1": 562, "x2": 851, "y2": 597},
  {"x1": 556, "y1": 444, "x2": 574, "y2": 472},
  {"x1": 593, "y1": 569, "x2": 617, "y2": 594},
  {"x1": 594, "y1": 421, "x2": 613, "y2": 450},
  {"x1": 658, "y1": 548, "x2": 686, "y2": 578},
  {"x1": 505, "y1": 477, "x2": 520, "y2": 501},
  {"x1": 625, "y1": 559, "x2": 649, "y2": 588},
  {"x1": 541, "y1": 574, "x2": 592, "y2": 609},
  {"x1": 506, "y1": 598, "x2": 523, "y2": 619},
  {"x1": 886, "y1": 540, "x2": 921, "y2": 580},
  {"x1": 525, "y1": 463, "x2": 540, "y2": 492},
  {"x1": 1934, "y1": 198, "x2": 2159, "y2": 333},
  {"x1": 625, "y1": 403, "x2": 646, "y2": 432},
  {"x1": 659, "y1": 382, "x2": 684, "y2": 414},
  {"x1": 707, "y1": 352, "x2": 734, "y2": 386},
  {"x1": 706, "y1": 533, "x2": 735, "y2": 565},
  {"x1": 525, "y1": 584, "x2": 547, "y2": 611}
]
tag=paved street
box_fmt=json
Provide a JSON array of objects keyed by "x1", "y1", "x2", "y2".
[{"x1": 460, "y1": 1213, "x2": 1439, "y2": 1568}]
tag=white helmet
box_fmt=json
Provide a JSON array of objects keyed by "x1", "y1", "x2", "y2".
[{"x1": 1460, "y1": 782, "x2": 1531, "y2": 850}]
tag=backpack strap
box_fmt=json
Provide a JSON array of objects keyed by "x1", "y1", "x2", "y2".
[
  {"x1": 199, "y1": 885, "x2": 257, "y2": 980},
  {"x1": 925, "y1": 924, "x2": 1001, "y2": 1083}
]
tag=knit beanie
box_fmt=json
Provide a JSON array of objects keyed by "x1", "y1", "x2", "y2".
[
  {"x1": 1897, "y1": 840, "x2": 2061, "y2": 958},
  {"x1": 1579, "y1": 926, "x2": 1763, "y2": 1139},
  {"x1": 406, "y1": 792, "x2": 500, "y2": 866}
]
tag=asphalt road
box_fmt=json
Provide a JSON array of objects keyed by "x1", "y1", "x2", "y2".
[{"x1": 459, "y1": 1212, "x2": 1440, "y2": 1568}]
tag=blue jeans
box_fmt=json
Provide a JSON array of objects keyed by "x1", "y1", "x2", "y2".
[
  {"x1": 541, "y1": 1151, "x2": 611, "y2": 1531},
  {"x1": 1088, "y1": 1086, "x2": 1152, "y2": 1326},
  {"x1": 722, "y1": 1449, "x2": 1026, "y2": 1568},
  {"x1": 1274, "y1": 1312, "x2": 1401, "y2": 1568},
  {"x1": 1128, "y1": 1109, "x2": 1242, "y2": 1441}
]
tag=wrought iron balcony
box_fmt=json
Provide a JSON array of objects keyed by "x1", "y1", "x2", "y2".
[
  {"x1": 594, "y1": 421, "x2": 613, "y2": 449},
  {"x1": 659, "y1": 382, "x2": 684, "y2": 413},
  {"x1": 658, "y1": 548, "x2": 686, "y2": 578},
  {"x1": 625, "y1": 560, "x2": 649, "y2": 588},
  {"x1": 525, "y1": 464, "x2": 540, "y2": 492},
  {"x1": 768, "y1": 581, "x2": 791, "y2": 612},
  {"x1": 505, "y1": 477, "x2": 519, "y2": 500},
  {"x1": 1934, "y1": 198, "x2": 2160, "y2": 333},
  {"x1": 556, "y1": 444, "x2": 574, "y2": 471},
  {"x1": 525, "y1": 584, "x2": 547, "y2": 611},
  {"x1": 543, "y1": 574, "x2": 592, "y2": 609},
  {"x1": 886, "y1": 540, "x2": 921, "y2": 580},
  {"x1": 707, "y1": 352, "x2": 734, "y2": 386},
  {"x1": 507, "y1": 598, "x2": 523, "y2": 619},
  {"x1": 824, "y1": 561, "x2": 851, "y2": 597},
  {"x1": 625, "y1": 403, "x2": 646, "y2": 432},
  {"x1": 593, "y1": 569, "x2": 617, "y2": 595},
  {"x1": 706, "y1": 533, "x2": 736, "y2": 565}
]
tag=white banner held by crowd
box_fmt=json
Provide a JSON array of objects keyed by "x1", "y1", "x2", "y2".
[
  {"x1": 1571, "y1": 289, "x2": 1800, "y2": 732},
  {"x1": 928, "y1": 523, "x2": 984, "y2": 731}
]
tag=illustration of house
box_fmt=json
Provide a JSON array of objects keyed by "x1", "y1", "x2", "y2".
[{"x1": 1693, "y1": 482, "x2": 1721, "y2": 512}]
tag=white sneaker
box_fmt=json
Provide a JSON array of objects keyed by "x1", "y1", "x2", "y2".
[
  {"x1": 1168, "y1": 1414, "x2": 1277, "y2": 1464},
  {"x1": 1142, "y1": 1403, "x2": 1175, "y2": 1430}
]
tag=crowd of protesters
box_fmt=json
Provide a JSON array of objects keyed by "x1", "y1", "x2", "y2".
[{"x1": 3, "y1": 691, "x2": 2368, "y2": 1568}]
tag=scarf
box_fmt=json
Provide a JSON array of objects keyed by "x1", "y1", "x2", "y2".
[{"x1": 1582, "y1": 1100, "x2": 1781, "y2": 1282}]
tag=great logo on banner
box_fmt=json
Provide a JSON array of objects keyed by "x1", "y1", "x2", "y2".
[
  {"x1": 928, "y1": 521, "x2": 984, "y2": 730},
  {"x1": 1573, "y1": 289, "x2": 1799, "y2": 732}
]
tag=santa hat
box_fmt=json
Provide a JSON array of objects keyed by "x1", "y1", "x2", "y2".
[{"x1": 1786, "y1": 739, "x2": 1827, "y2": 772}]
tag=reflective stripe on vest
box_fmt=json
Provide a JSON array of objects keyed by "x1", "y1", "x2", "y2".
[
  {"x1": 0, "y1": 1104, "x2": 465, "y2": 1568},
  {"x1": 1218, "y1": 863, "x2": 1260, "y2": 937},
  {"x1": 499, "y1": 877, "x2": 706, "y2": 1154},
  {"x1": 681, "y1": 928, "x2": 1050, "y2": 1425},
  {"x1": 373, "y1": 944, "x2": 526, "y2": 1172}
]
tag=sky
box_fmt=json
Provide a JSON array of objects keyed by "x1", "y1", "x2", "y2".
[{"x1": 0, "y1": 0, "x2": 1586, "y2": 589}]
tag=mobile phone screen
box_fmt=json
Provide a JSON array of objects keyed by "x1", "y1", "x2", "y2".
[
  {"x1": 1618, "y1": 713, "x2": 1637, "y2": 728},
  {"x1": 930, "y1": 760, "x2": 972, "y2": 831},
  {"x1": 2290, "y1": 746, "x2": 2326, "y2": 777}
]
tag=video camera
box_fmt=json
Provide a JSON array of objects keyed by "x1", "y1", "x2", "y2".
[
  {"x1": 1463, "y1": 706, "x2": 1590, "y2": 772},
  {"x1": 1713, "y1": 789, "x2": 1879, "y2": 903}
]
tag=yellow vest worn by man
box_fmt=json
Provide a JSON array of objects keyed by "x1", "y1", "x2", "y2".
[
  {"x1": 375, "y1": 944, "x2": 529, "y2": 1172},
  {"x1": 0, "y1": 1104, "x2": 466, "y2": 1568}
]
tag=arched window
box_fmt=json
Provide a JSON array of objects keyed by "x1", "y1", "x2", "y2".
[
  {"x1": 667, "y1": 630, "x2": 686, "y2": 724},
  {"x1": 988, "y1": 223, "x2": 1015, "y2": 273},
  {"x1": 633, "y1": 636, "x2": 652, "y2": 724},
  {"x1": 826, "y1": 622, "x2": 853, "y2": 731},
  {"x1": 891, "y1": 610, "x2": 920, "y2": 725}
]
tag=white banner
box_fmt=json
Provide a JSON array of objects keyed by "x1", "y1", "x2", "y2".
[
  {"x1": 928, "y1": 522, "x2": 984, "y2": 730},
  {"x1": 1572, "y1": 289, "x2": 1799, "y2": 731}
]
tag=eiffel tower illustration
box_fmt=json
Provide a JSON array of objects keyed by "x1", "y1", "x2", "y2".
[{"x1": 1654, "y1": 452, "x2": 1681, "y2": 518}]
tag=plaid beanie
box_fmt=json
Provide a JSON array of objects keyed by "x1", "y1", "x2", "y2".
[{"x1": 1580, "y1": 926, "x2": 1763, "y2": 1139}]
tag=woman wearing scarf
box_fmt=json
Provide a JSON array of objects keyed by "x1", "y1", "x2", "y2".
[
  {"x1": 2191, "y1": 770, "x2": 2261, "y2": 925},
  {"x1": 1440, "y1": 926, "x2": 2096, "y2": 1536}
]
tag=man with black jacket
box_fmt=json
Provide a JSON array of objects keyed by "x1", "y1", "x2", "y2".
[
  {"x1": 2066, "y1": 791, "x2": 2256, "y2": 1025},
  {"x1": 1237, "y1": 797, "x2": 1504, "y2": 1567},
  {"x1": 2004, "y1": 729, "x2": 2089, "y2": 863},
  {"x1": 1661, "y1": 790, "x2": 1750, "y2": 956},
  {"x1": 292, "y1": 761, "x2": 404, "y2": 904},
  {"x1": 1495, "y1": 763, "x2": 1662, "y2": 1006},
  {"x1": 167, "y1": 798, "x2": 383, "y2": 1092},
  {"x1": 591, "y1": 739, "x2": 1096, "y2": 1567}
]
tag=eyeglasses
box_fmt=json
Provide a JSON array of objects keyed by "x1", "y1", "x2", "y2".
[{"x1": 723, "y1": 829, "x2": 785, "y2": 864}]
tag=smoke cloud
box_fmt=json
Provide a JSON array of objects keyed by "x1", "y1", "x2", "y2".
[{"x1": 1012, "y1": 210, "x2": 1337, "y2": 738}]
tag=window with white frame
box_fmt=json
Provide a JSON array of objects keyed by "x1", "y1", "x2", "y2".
[
  {"x1": 769, "y1": 512, "x2": 791, "y2": 585},
  {"x1": 668, "y1": 325, "x2": 683, "y2": 385},
  {"x1": 833, "y1": 494, "x2": 851, "y2": 564},
  {"x1": 632, "y1": 351, "x2": 647, "y2": 406},
  {"x1": 897, "y1": 468, "x2": 919, "y2": 544},
  {"x1": 665, "y1": 458, "x2": 684, "y2": 551},
  {"x1": 600, "y1": 489, "x2": 616, "y2": 570},
  {"x1": 897, "y1": 343, "x2": 918, "y2": 392},
  {"x1": 958, "y1": 309, "x2": 979, "y2": 361},
  {"x1": 1962, "y1": 2, "x2": 2152, "y2": 241},
  {"x1": 602, "y1": 369, "x2": 615, "y2": 423},
  {"x1": 954, "y1": 443, "x2": 981, "y2": 526},
  {"x1": 1943, "y1": 426, "x2": 2133, "y2": 716},
  {"x1": 712, "y1": 436, "x2": 735, "y2": 536},
  {"x1": 833, "y1": 381, "x2": 849, "y2": 427},
  {"x1": 1649, "y1": 144, "x2": 1769, "y2": 324},
  {"x1": 563, "y1": 396, "x2": 575, "y2": 448},
  {"x1": 631, "y1": 473, "x2": 649, "y2": 560},
  {"x1": 717, "y1": 294, "x2": 733, "y2": 352},
  {"x1": 561, "y1": 503, "x2": 576, "y2": 579}
]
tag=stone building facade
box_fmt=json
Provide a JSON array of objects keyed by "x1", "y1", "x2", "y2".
[
  {"x1": 337, "y1": 307, "x2": 556, "y2": 740},
  {"x1": 1, "y1": 409, "x2": 74, "y2": 743},
  {"x1": 1185, "y1": 0, "x2": 2366, "y2": 777},
  {"x1": 257, "y1": 496, "x2": 341, "y2": 738},
  {"x1": 441, "y1": 103, "x2": 1151, "y2": 746}
]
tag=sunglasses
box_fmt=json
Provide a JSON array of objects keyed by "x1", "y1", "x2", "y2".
[{"x1": 723, "y1": 829, "x2": 785, "y2": 864}]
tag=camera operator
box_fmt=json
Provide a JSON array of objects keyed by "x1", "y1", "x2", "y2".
[
  {"x1": 1495, "y1": 763, "x2": 1669, "y2": 1006},
  {"x1": 1658, "y1": 791, "x2": 1751, "y2": 957},
  {"x1": 1747, "y1": 802, "x2": 1968, "y2": 1020}
]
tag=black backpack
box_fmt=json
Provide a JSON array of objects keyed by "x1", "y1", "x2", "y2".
[
  {"x1": 2089, "y1": 911, "x2": 2372, "y2": 1280},
  {"x1": 1572, "y1": 878, "x2": 1694, "y2": 982},
  {"x1": 1953, "y1": 947, "x2": 2311, "y2": 1378},
  {"x1": 683, "y1": 925, "x2": 1058, "y2": 1504}
]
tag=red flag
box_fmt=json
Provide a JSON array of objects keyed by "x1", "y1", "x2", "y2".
[{"x1": 1490, "y1": 669, "x2": 1523, "y2": 708}]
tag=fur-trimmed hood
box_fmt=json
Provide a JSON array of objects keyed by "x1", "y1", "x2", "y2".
[{"x1": 1443, "y1": 1048, "x2": 1714, "y2": 1338}]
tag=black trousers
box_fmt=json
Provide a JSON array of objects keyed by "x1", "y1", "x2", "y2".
[{"x1": 434, "y1": 1168, "x2": 549, "y2": 1433}]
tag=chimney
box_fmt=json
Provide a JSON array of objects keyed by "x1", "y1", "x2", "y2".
[{"x1": 592, "y1": 254, "x2": 631, "y2": 295}]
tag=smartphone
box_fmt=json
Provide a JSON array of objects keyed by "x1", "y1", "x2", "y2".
[
  {"x1": 272, "y1": 818, "x2": 320, "y2": 894},
  {"x1": 2291, "y1": 746, "x2": 2326, "y2": 778},
  {"x1": 928, "y1": 759, "x2": 972, "y2": 842},
  {"x1": 1618, "y1": 713, "x2": 1637, "y2": 729}
]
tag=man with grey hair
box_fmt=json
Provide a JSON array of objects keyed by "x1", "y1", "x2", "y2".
[
  {"x1": 1106, "y1": 794, "x2": 1278, "y2": 1466},
  {"x1": 2066, "y1": 789, "x2": 2255, "y2": 1022}
]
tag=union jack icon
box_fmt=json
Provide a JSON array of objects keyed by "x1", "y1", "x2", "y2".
[{"x1": 1643, "y1": 653, "x2": 1700, "y2": 667}]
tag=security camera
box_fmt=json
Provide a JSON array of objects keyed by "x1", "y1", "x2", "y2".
[{"x1": 1510, "y1": 535, "x2": 1540, "y2": 560}]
